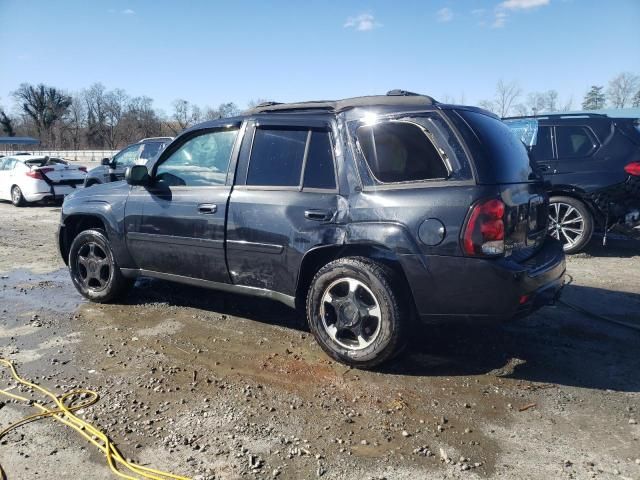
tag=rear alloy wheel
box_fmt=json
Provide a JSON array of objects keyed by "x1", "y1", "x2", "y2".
[
  {"x1": 307, "y1": 256, "x2": 407, "y2": 368},
  {"x1": 548, "y1": 196, "x2": 594, "y2": 254},
  {"x1": 68, "y1": 229, "x2": 132, "y2": 302},
  {"x1": 11, "y1": 185, "x2": 26, "y2": 207}
]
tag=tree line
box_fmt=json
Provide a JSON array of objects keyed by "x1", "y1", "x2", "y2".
[
  {"x1": 0, "y1": 82, "x2": 269, "y2": 150},
  {"x1": 475, "y1": 72, "x2": 640, "y2": 118},
  {"x1": 0, "y1": 72, "x2": 638, "y2": 149}
]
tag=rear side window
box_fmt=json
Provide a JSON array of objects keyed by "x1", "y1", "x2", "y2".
[
  {"x1": 356, "y1": 122, "x2": 448, "y2": 183},
  {"x1": 247, "y1": 128, "x2": 308, "y2": 186},
  {"x1": 556, "y1": 126, "x2": 596, "y2": 158},
  {"x1": 140, "y1": 142, "x2": 164, "y2": 161},
  {"x1": 303, "y1": 131, "x2": 336, "y2": 189},
  {"x1": 459, "y1": 110, "x2": 534, "y2": 183},
  {"x1": 532, "y1": 126, "x2": 554, "y2": 160}
]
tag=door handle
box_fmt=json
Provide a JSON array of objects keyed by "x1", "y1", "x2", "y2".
[
  {"x1": 198, "y1": 203, "x2": 217, "y2": 214},
  {"x1": 304, "y1": 209, "x2": 333, "y2": 221}
]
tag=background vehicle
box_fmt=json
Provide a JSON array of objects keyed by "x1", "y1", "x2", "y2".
[
  {"x1": 84, "y1": 137, "x2": 172, "y2": 187},
  {"x1": 504, "y1": 113, "x2": 640, "y2": 253},
  {"x1": 0, "y1": 154, "x2": 86, "y2": 206},
  {"x1": 59, "y1": 92, "x2": 565, "y2": 367}
]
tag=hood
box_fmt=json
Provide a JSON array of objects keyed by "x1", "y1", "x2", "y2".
[{"x1": 64, "y1": 179, "x2": 130, "y2": 204}]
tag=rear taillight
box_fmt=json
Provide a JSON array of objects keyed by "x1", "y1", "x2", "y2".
[
  {"x1": 26, "y1": 167, "x2": 54, "y2": 180},
  {"x1": 624, "y1": 162, "x2": 640, "y2": 176},
  {"x1": 462, "y1": 198, "x2": 505, "y2": 257}
]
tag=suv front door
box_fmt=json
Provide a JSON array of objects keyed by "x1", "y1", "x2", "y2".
[
  {"x1": 125, "y1": 126, "x2": 241, "y2": 283},
  {"x1": 226, "y1": 120, "x2": 340, "y2": 296}
]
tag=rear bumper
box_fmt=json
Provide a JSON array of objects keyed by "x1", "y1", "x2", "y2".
[{"x1": 399, "y1": 238, "x2": 566, "y2": 320}]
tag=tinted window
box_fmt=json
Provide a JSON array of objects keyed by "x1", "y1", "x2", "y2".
[
  {"x1": 532, "y1": 126, "x2": 553, "y2": 160},
  {"x1": 556, "y1": 126, "x2": 596, "y2": 158},
  {"x1": 303, "y1": 131, "x2": 336, "y2": 189},
  {"x1": 459, "y1": 110, "x2": 534, "y2": 183},
  {"x1": 0, "y1": 158, "x2": 8, "y2": 170},
  {"x1": 247, "y1": 128, "x2": 308, "y2": 186},
  {"x1": 156, "y1": 129, "x2": 238, "y2": 186},
  {"x1": 139, "y1": 142, "x2": 164, "y2": 161},
  {"x1": 356, "y1": 122, "x2": 448, "y2": 183}
]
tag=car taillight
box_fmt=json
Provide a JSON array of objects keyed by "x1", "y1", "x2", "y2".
[
  {"x1": 26, "y1": 167, "x2": 54, "y2": 179},
  {"x1": 624, "y1": 162, "x2": 640, "y2": 176},
  {"x1": 462, "y1": 198, "x2": 505, "y2": 257}
]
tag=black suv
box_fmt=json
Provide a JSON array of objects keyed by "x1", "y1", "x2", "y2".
[
  {"x1": 58, "y1": 92, "x2": 565, "y2": 367},
  {"x1": 84, "y1": 137, "x2": 173, "y2": 187},
  {"x1": 504, "y1": 113, "x2": 640, "y2": 253}
]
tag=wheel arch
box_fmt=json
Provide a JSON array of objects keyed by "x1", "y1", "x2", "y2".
[
  {"x1": 295, "y1": 243, "x2": 417, "y2": 315},
  {"x1": 59, "y1": 214, "x2": 109, "y2": 265}
]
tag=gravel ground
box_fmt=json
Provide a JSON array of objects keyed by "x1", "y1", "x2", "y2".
[{"x1": 0, "y1": 201, "x2": 639, "y2": 480}]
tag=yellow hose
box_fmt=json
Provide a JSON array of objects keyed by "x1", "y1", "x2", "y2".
[{"x1": 0, "y1": 358, "x2": 191, "y2": 480}]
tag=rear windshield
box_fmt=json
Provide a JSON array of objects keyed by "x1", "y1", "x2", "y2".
[{"x1": 459, "y1": 110, "x2": 534, "y2": 183}]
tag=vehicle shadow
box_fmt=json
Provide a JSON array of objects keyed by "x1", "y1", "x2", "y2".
[
  {"x1": 124, "y1": 277, "x2": 640, "y2": 392},
  {"x1": 576, "y1": 234, "x2": 640, "y2": 258},
  {"x1": 383, "y1": 283, "x2": 640, "y2": 393}
]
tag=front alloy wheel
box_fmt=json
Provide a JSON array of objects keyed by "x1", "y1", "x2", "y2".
[{"x1": 68, "y1": 229, "x2": 132, "y2": 302}]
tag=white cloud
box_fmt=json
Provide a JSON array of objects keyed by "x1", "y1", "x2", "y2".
[
  {"x1": 491, "y1": 0, "x2": 550, "y2": 28},
  {"x1": 471, "y1": 8, "x2": 486, "y2": 16},
  {"x1": 344, "y1": 13, "x2": 381, "y2": 32},
  {"x1": 492, "y1": 11, "x2": 508, "y2": 28},
  {"x1": 499, "y1": 0, "x2": 550, "y2": 10},
  {"x1": 436, "y1": 7, "x2": 454, "y2": 23},
  {"x1": 121, "y1": 8, "x2": 136, "y2": 15}
]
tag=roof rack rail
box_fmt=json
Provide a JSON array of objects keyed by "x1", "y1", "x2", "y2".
[
  {"x1": 504, "y1": 112, "x2": 609, "y2": 120},
  {"x1": 255, "y1": 101, "x2": 282, "y2": 109},
  {"x1": 386, "y1": 89, "x2": 421, "y2": 96}
]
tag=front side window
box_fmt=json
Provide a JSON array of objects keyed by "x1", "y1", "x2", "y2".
[
  {"x1": 356, "y1": 122, "x2": 448, "y2": 183},
  {"x1": 155, "y1": 129, "x2": 238, "y2": 187},
  {"x1": 139, "y1": 142, "x2": 165, "y2": 162},
  {"x1": 113, "y1": 145, "x2": 141, "y2": 167},
  {"x1": 556, "y1": 126, "x2": 596, "y2": 158}
]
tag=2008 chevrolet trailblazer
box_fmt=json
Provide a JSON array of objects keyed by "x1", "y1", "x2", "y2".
[{"x1": 58, "y1": 91, "x2": 566, "y2": 367}]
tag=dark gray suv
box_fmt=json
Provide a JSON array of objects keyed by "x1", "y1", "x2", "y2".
[
  {"x1": 59, "y1": 92, "x2": 565, "y2": 368},
  {"x1": 84, "y1": 137, "x2": 172, "y2": 187}
]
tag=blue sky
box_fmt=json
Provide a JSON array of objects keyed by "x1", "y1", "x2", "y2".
[{"x1": 0, "y1": 0, "x2": 638, "y2": 112}]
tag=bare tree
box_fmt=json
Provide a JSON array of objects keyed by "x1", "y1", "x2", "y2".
[
  {"x1": 170, "y1": 99, "x2": 201, "y2": 133},
  {"x1": 478, "y1": 100, "x2": 497, "y2": 114},
  {"x1": 633, "y1": 90, "x2": 640, "y2": 108},
  {"x1": 13, "y1": 83, "x2": 72, "y2": 146},
  {"x1": 61, "y1": 94, "x2": 86, "y2": 149},
  {"x1": 84, "y1": 83, "x2": 108, "y2": 148},
  {"x1": 103, "y1": 88, "x2": 129, "y2": 148},
  {"x1": 495, "y1": 80, "x2": 522, "y2": 117},
  {"x1": 543, "y1": 90, "x2": 559, "y2": 112},
  {"x1": 0, "y1": 109, "x2": 15, "y2": 136},
  {"x1": 607, "y1": 72, "x2": 640, "y2": 108}
]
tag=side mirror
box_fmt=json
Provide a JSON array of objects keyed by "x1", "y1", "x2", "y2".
[
  {"x1": 125, "y1": 165, "x2": 150, "y2": 186},
  {"x1": 101, "y1": 157, "x2": 110, "y2": 166}
]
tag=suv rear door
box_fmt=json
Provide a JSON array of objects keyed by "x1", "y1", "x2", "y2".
[
  {"x1": 125, "y1": 126, "x2": 241, "y2": 282},
  {"x1": 226, "y1": 118, "x2": 340, "y2": 295}
]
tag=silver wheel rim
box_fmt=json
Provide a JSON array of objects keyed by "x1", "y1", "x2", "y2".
[
  {"x1": 11, "y1": 187, "x2": 20, "y2": 204},
  {"x1": 74, "y1": 242, "x2": 112, "y2": 291},
  {"x1": 319, "y1": 277, "x2": 382, "y2": 351},
  {"x1": 548, "y1": 202, "x2": 585, "y2": 250}
]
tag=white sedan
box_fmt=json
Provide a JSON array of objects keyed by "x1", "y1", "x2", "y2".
[{"x1": 0, "y1": 154, "x2": 87, "y2": 206}]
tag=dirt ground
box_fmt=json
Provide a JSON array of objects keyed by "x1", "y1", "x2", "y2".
[{"x1": 0, "y1": 201, "x2": 639, "y2": 480}]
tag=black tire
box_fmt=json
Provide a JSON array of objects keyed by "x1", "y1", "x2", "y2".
[
  {"x1": 548, "y1": 196, "x2": 594, "y2": 254},
  {"x1": 306, "y1": 256, "x2": 408, "y2": 368},
  {"x1": 68, "y1": 229, "x2": 132, "y2": 303},
  {"x1": 11, "y1": 185, "x2": 26, "y2": 207}
]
